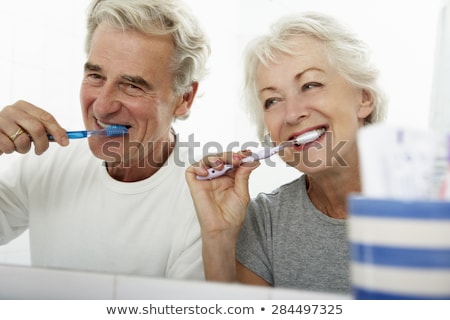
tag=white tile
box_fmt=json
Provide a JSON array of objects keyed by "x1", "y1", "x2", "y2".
[
  {"x1": 42, "y1": 0, "x2": 78, "y2": 31},
  {"x1": 0, "y1": 60, "x2": 13, "y2": 106},
  {"x1": 0, "y1": 231, "x2": 31, "y2": 266},
  {"x1": 0, "y1": 252, "x2": 30, "y2": 266},
  {"x1": 10, "y1": 63, "x2": 45, "y2": 103},
  {"x1": 0, "y1": 231, "x2": 30, "y2": 252},
  {"x1": 0, "y1": 15, "x2": 14, "y2": 61},
  {"x1": 11, "y1": 22, "x2": 45, "y2": 67}
]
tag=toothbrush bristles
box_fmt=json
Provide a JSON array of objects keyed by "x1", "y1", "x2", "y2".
[
  {"x1": 294, "y1": 128, "x2": 324, "y2": 145},
  {"x1": 105, "y1": 125, "x2": 129, "y2": 137}
]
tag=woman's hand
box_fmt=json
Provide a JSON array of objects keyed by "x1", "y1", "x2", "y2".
[
  {"x1": 185, "y1": 151, "x2": 260, "y2": 281},
  {"x1": 0, "y1": 100, "x2": 68, "y2": 155},
  {"x1": 186, "y1": 151, "x2": 259, "y2": 235}
]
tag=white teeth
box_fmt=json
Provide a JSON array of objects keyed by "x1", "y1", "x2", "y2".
[
  {"x1": 98, "y1": 121, "x2": 121, "y2": 129},
  {"x1": 97, "y1": 121, "x2": 110, "y2": 129},
  {"x1": 294, "y1": 128, "x2": 325, "y2": 145}
]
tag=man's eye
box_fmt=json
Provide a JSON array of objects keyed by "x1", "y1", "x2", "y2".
[
  {"x1": 85, "y1": 73, "x2": 104, "y2": 84},
  {"x1": 87, "y1": 73, "x2": 102, "y2": 79},
  {"x1": 121, "y1": 83, "x2": 145, "y2": 97}
]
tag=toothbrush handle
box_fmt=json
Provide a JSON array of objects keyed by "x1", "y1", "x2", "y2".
[
  {"x1": 196, "y1": 164, "x2": 234, "y2": 180},
  {"x1": 195, "y1": 146, "x2": 282, "y2": 180},
  {"x1": 241, "y1": 145, "x2": 284, "y2": 163},
  {"x1": 65, "y1": 131, "x2": 89, "y2": 139},
  {"x1": 47, "y1": 131, "x2": 88, "y2": 141}
]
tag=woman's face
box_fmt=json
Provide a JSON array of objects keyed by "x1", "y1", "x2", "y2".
[{"x1": 256, "y1": 35, "x2": 373, "y2": 173}]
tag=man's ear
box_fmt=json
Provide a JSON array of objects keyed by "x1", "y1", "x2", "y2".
[
  {"x1": 173, "y1": 82, "x2": 199, "y2": 117},
  {"x1": 357, "y1": 89, "x2": 374, "y2": 119}
]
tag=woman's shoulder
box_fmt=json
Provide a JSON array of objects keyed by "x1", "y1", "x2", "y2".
[
  {"x1": 246, "y1": 175, "x2": 308, "y2": 224},
  {"x1": 255, "y1": 175, "x2": 305, "y2": 200},
  {"x1": 251, "y1": 174, "x2": 307, "y2": 208}
]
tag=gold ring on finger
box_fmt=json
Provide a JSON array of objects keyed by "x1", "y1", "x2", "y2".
[{"x1": 9, "y1": 127, "x2": 25, "y2": 142}]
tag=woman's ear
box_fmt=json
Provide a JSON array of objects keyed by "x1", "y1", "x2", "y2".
[
  {"x1": 173, "y1": 82, "x2": 199, "y2": 117},
  {"x1": 357, "y1": 89, "x2": 374, "y2": 119}
]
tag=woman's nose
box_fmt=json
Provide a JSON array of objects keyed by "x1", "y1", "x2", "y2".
[{"x1": 284, "y1": 96, "x2": 309, "y2": 124}]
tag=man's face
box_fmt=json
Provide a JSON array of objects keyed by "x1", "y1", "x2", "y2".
[{"x1": 80, "y1": 23, "x2": 190, "y2": 167}]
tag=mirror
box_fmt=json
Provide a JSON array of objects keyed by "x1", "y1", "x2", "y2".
[{"x1": 0, "y1": 0, "x2": 443, "y2": 277}]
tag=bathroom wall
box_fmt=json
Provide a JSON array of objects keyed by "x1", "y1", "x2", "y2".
[{"x1": 0, "y1": 0, "x2": 91, "y2": 265}]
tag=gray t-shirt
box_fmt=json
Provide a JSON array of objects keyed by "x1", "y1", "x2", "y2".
[{"x1": 236, "y1": 174, "x2": 350, "y2": 293}]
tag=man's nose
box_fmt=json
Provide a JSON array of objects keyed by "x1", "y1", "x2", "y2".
[{"x1": 92, "y1": 83, "x2": 122, "y2": 116}]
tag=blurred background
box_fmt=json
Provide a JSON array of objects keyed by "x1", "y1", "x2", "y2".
[{"x1": 0, "y1": 0, "x2": 445, "y2": 265}]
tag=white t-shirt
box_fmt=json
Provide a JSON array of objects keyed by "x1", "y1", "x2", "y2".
[{"x1": 0, "y1": 137, "x2": 203, "y2": 280}]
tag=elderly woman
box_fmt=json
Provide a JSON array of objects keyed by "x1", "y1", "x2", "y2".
[{"x1": 186, "y1": 12, "x2": 386, "y2": 293}]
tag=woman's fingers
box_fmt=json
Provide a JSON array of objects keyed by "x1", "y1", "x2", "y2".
[{"x1": 191, "y1": 151, "x2": 253, "y2": 179}]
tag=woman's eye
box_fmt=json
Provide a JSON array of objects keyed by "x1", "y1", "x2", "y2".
[
  {"x1": 302, "y1": 82, "x2": 322, "y2": 91},
  {"x1": 264, "y1": 98, "x2": 279, "y2": 109}
]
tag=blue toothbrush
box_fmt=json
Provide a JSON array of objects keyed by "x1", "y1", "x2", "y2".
[{"x1": 47, "y1": 125, "x2": 129, "y2": 140}]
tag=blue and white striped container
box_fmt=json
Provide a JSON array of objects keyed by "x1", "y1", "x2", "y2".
[{"x1": 348, "y1": 196, "x2": 450, "y2": 299}]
